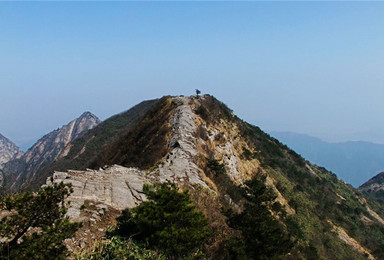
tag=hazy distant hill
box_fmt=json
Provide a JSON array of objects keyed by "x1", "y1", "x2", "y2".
[{"x1": 270, "y1": 131, "x2": 384, "y2": 187}]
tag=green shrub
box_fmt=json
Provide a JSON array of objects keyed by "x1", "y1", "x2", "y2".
[
  {"x1": 113, "y1": 182, "x2": 210, "y2": 259},
  {"x1": 0, "y1": 182, "x2": 80, "y2": 259},
  {"x1": 242, "y1": 146, "x2": 255, "y2": 160},
  {"x1": 206, "y1": 158, "x2": 226, "y2": 176},
  {"x1": 225, "y1": 177, "x2": 292, "y2": 260},
  {"x1": 75, "y1": 237, "x2": 165, "y2": 260},
  {"x1": 195, "y1": 105, "x2": 208, "y2": 121}
]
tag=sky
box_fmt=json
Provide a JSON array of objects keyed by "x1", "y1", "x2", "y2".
[{"x1": 1, "y1": 2, "x2": 384, "y2": 151}]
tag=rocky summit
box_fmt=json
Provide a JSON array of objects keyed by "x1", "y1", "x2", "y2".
[
  {"x1": 0, "y1": 112, "x2": 101, "y2": 193},
  {"x1": 41, "y1": 95, "x2": 384, "y2": 259},
  {"x1": 0, "y1": 133, "x2": 23, "y2": 167}
]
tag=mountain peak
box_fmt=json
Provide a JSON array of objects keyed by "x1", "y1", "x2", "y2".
[
  {"x1": 0, "y1": 111, "x2": 101, "y2": 193},
  {"x1": 69, "y1": 112, "x2": 101, "y2": 141},
  {"x1": 0, "y1": 133, "x2": 23, "y2": 165},
  {"x1": 79, "y1": 111, "x2": 100, "y2": 121}
]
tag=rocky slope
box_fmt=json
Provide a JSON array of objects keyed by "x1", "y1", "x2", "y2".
[
  {"x1": 0, "y1": 134, "x2": 23, "y2": 167},
  {"x1": 43, "y1": 95, "x2": 384, "y2": 259},
  {"x1": 360, "y1": 172, "x2": 384, "y2": 204},
  {"x1": 0, "y1": 112, "x2": 101, "y2": 193}
]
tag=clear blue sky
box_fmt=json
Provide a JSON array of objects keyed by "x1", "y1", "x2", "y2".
[{"x1": 1, "y1": 2, "x2": 384, "y2": 150}]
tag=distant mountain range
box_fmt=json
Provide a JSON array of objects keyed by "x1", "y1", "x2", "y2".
[{"x1": 270, "y1": 131, "x2": 384, "y2": 187}]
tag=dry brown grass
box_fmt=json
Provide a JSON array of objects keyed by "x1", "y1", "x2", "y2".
[{"x1": 89, "y1": 96, "x2": 176, "y2": 170}]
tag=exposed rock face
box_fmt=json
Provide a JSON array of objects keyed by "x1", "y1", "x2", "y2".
[
  {"x1": 1, "y1": 112, "x2": 101, "y2": 193},
  {"x1": 359, "y1": 172, "x2": 384, "y2": 204},
  {"x1": 360, "y1": 172, "x2": 384, "y2": 191},
  {"x1": 328, "y1": 220, "x2": 375, "y2": 260},
  {"x1": 0, "y1": 133, "x2": 23, "y2": 166},
  {"x1": 155, "y1": 97, "x2": 206, "y2": 186},
  {"x1": 47, "y1": 165, "x2": 151, "y2": 221}
]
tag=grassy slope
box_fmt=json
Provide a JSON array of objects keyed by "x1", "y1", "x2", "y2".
[{"x1": 195, "y1": 95, "x2": 384, "y2": 259}]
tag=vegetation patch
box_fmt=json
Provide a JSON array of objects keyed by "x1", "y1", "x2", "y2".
[
  {"x1": 110, "y1": 182, "x2": 210, "y2": 259},
  {"x1": 0, "y1": 182, "x2": 80, "y2": 259},
  {"x1": 206, "y1": 158, "x2": 226, "y2": 176},
  {"x1": 195, "y1": 105, "x2": 208, "y2": 121},
  {"x1": 196, "y1": 95, "x2": 234, "y2": 125},
  {"x1": 241, "y1": 146, "x2": 256, "y2": 160},
  {"x1": 75, "y1": 237, "x2": 165, "y2": 260},
  {"x1": 224, "y1": 176, "x2": 293, "y2": 260}
]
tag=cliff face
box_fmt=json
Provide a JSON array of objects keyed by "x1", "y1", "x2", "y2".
[
  {"x1": 1, "y1": 112, "x2": 101, "y2": 193},
  {"x1": 45, "y1": 95, "x2": 384, "y2": 259},
  {"x1": 0, "y1": 134, "x2": 23, "y2": 167}
]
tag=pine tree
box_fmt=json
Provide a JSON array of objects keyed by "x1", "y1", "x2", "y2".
[
  {"x1": 0, "y1": 182, "x2": 80, "y2": 259},
  {"x1": 114, "y1": 181, "x2": 210, "y2": 258},
  {"x1": 226, "y1": 177, "x2": 293, "y2": 260}
]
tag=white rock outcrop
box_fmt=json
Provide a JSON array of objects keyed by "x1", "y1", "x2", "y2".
[
  {"x1": 155, "y1": 96, "x2": 206, "y2": 186},
  {"x1": 47, "y1": 165, "x2": 151, "y2": 221}
]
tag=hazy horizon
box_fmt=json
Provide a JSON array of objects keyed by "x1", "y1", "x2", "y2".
[{"x1": 2, "y1": 2, "x2": 384, "y2": 150}]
